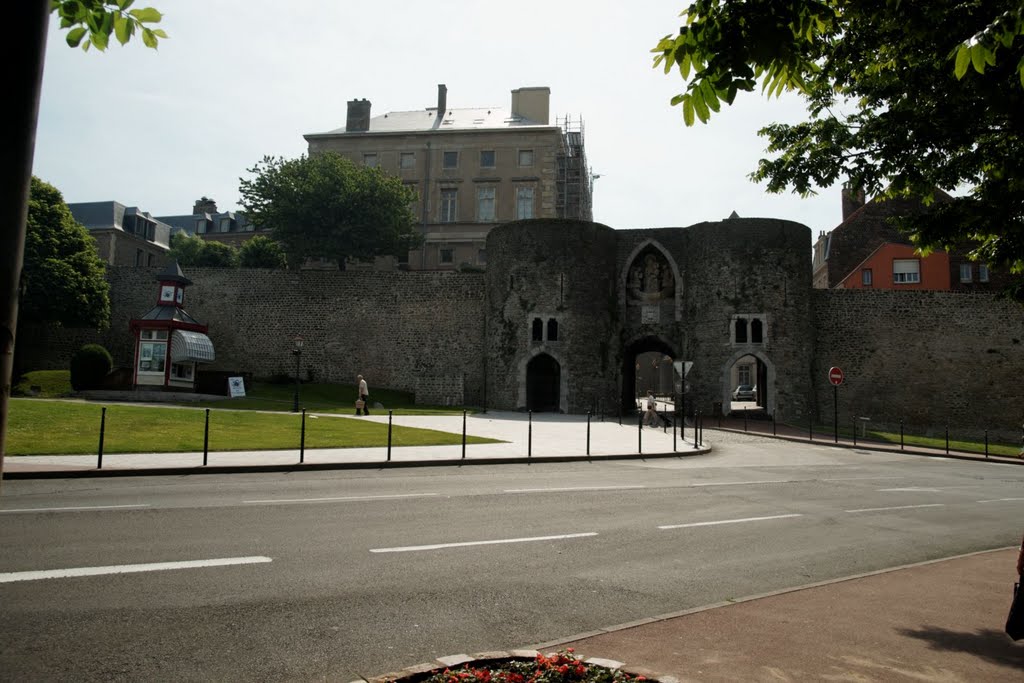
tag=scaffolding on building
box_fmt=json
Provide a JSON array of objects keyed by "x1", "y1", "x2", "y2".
[{"x1": 556, "y1": 115, "x2": 593, "y2": 221}]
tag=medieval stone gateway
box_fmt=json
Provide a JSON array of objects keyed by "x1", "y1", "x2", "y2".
[{"x1": 17, "y1": 218, "x2": 1024, "y2": 442}]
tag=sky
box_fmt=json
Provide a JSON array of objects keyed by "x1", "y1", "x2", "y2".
[{"x1": 33, "y1": 0, "x2": 841, "y2": 237}]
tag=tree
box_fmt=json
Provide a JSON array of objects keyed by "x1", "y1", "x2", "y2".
[
  {"x1": 239, "y1": 235, "x2": 287, "y2": 269},
  {"x1": 22, "y1": 176, "x2": 110, "y2": 329},
  {"x1": 653, "y1": 1, "x2": 1024, "y2": 288},
  {"x1": 51, "y1": 0, "x2": 167, "y2": 52},
  {"x1": 168, "y1": 232, "x2": 239, "y2": 268},
  {"x1": 238, "y1": 153, "x2": 422, "y2": 270}
]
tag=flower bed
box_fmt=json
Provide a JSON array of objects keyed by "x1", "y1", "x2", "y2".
[{"x1": 379, "y1": 649, "x2": 663, "y2": 683}]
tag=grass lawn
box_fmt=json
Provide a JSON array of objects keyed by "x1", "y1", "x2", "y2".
[
  {"x1": 6, "y1": 399, "x2": 501, "y2": 456},
  {"x1": 784, "y1": 421, "x2": 1020, "y2": 457},
  {"x1": 191, "y1": 381, "x2": 470, "y2": 415},
  {"x1": 12, "y1": 370, "x2": 73, "y2": 397}
]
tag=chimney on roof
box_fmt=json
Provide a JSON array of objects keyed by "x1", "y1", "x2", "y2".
[
  {"x1": 511, "y1": 86, "x2": 551, "y2": 124},
  {"x1": 193, "y1": 197, "x2": 217, "y2": 214},
  {"x1": 346, "y1": 98, "x2": 371, "y2": 132},
  {"x1": 437, "y1": 84, "x2": 447, "y2": 119},
  {"x1": 842, "y1": 186, "x2": 866, "y2": 219}
]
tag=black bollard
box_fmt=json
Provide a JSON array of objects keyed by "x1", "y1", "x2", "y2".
[
  {"x1": 462, "y1": 410, "x2": 467, "y2": 460},
  {"x1": 586, "y1": 410, "x2": 591, "y2": 456},
  {"x1": 528, "y1": 410, "x2": 532, "y2": 458},
  {"x1": 300, "y1": 409, "x2": 306, "y2": 463},
  {"x1": 97, "y1": 406, "x2": 106, "y2": 469},
  {"x1": 203, "y1": 408, "x2": 210, "y2": 466},
  {"x1": 387, "y1": 410, "x2": 393, "y2": 462}
]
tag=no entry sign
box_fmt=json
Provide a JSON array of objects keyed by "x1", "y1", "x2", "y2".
[{"x1": 828, "y1": 366, "x2": 845, "y2": 386}]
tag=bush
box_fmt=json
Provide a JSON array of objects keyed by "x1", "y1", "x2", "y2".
[{"x1": 69, "y1": 344, "x2": 113, "y2": 390}]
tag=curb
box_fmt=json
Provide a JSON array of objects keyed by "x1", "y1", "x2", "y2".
[{"x1": 1, "y1": 447, "x2": 713, "y2": 479}]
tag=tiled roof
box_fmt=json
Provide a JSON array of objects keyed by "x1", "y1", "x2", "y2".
[{"x1": 310, "y1": 107, "x2": 552, "y2": 136}]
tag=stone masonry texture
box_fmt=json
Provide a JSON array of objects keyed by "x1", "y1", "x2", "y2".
[{"x1": 16, "y1": 218, "x2": 1024, "y2": 440}]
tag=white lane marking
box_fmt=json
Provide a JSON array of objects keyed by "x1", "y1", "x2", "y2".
[
  {"x1": 845, "y1": 504, "x2": 945, "y2": 513},
  {"x1": 658, "y1": 514, "x2": 802, "y2": 530},
  {"x1": 503, "y1": 486, "x2": 646, "y2": 493},
  {"x1": 0, "y1": 556, "x2": 272, "y2": 584},
  {"x1": 822, "y1": 476, "x2": 903, "y2": 481},
  {"x1": 0, "y1": 505, "x2": 150, "y2": 514},
  {"x1": 370, "y1": 532, "x2": 597, "y2": 554},
  {"x1": 691, "y1": 480, "x2": 793, "y2": 487},
  {"x1": 976, "y1": 498, "x2": 1024, "y2": 503},
  {"x1": 877, "y1": 487, "x2": 942, "y2": 492},
  {"x1": 243, "y1": 493, "x2": 438, "y2": 504}
]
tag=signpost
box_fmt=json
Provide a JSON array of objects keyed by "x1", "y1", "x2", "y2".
[{"x1": 828, "y1": 366, "x2": 844, "y2": 443}]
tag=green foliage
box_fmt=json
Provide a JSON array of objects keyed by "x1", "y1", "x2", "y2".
[
  {"x1": 239, "y1": 153, "x2": 423, "y2": 270},
  {"x1": 653, "y1": 1, "x2": 1024, "y2": 283},
  {"x1": 69, "y1": 343, "x2": 112, "y2": 390},
  {"x1": 168, "y1": 232, "x2": 240, "y2": 268},
  {"x1": 51, "y1": 0, "x2": 167, "y2": 52},
  {"x1": 239, "y1": 235, "x2": 287, "y2": 269},
  {"x1": 23, "y1": 177, "x2": 111, "y2": 329}
]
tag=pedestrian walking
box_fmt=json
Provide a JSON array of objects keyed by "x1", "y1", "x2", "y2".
[
  {"x1": 644, "y1": 390, "x2": 658, "y2": 427},
  {"x1": 356, "y1": 374, "x2": 370, "y2": 415}
]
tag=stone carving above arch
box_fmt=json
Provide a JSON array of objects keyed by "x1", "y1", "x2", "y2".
[{"x1": 621, "y1": 239, "x2": 682, "y2": 322}]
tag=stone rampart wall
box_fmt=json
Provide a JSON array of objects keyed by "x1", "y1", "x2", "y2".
[{"x1": 812, "y1": 289, "x2": 1024, "y2": 442}]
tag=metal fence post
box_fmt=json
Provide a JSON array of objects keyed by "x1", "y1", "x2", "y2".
[
  {"x1": 97, "y1": 406, "x2": 106, "y2": 470},
  {"x1": 673, "y1": 414, "x2": 677, "y2": 452},
  {"x1": 203, "y1": 408, "x2": 210, "y2": 466},
  {"x1": 945, "y1": 423, "x2": 949, "y2": 454},
  {"x1": 809, "y1": 413, "x2": 813, "y2": 442},
  {"x1": 299, "y1": 408, "x2": 306, "y2": 463},
  {"x1": 852, "y1": 415, "x2": 857, "y2": 446},
  {"x1": 984, "y1": 430, "x2": 989, "y2": 458},
  {"x1": 772, "y1": 411, "x2": 776, "y2": 436},
  {"x1": 528, "y1": 410, "x2": 532, "y2": 458},
  {"x1": 900, "y1": 419, "x2": 904, "y2": 451},
  {"x1": 586, "y1": 410, "x2": 591, "y2": 456},
  {"x1": 387, "y1": 410, "x2": 393, "y2": 462},
  {"x1": 638, "y1": 410, "x2": 642, "y2": 454},
  {"x1": 744, "y1": 407, "x2": 748, "y2": 432},
  {"x1": 462, "y1": 410, "x2": 467, "y2": 460}
]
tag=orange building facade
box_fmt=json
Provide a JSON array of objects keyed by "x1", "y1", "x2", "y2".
[{"x1": 836, "y1": 243, "x2": 952, "y2": 290}]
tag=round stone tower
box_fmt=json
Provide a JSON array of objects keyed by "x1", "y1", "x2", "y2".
[{"x1": 485, "y1": 219, "x2": 619, "y2": 413}]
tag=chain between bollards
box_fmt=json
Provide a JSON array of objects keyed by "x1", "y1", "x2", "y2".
[
  {"x1": 97, "y1": 406, "x2": 106, "y2": 469},
  {"x1": 387, "y1": 410, "x2": 393, "y2": 462}
]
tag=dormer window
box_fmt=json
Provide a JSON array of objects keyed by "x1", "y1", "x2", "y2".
[
  {"x1": 219, "y1": 217, "x2": 232, "y2": 233},
  {"x1": 195, "y1": 219, "x2": 207, "y2": 234}
]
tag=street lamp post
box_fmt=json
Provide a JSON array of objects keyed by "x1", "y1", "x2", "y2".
[{"x1": 291, "y1": 335, "x2": 304, "y2": 413}]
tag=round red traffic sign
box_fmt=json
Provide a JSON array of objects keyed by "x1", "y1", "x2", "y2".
[{"x1": 828, "y1": 366, "x2": 844, "y2": 386}]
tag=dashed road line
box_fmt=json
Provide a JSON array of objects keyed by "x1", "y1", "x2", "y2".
[
  {"x1": 976, "y1": 497, "x2": 1024, "y2": 503},
  {"x1": 242, "y1": 493, "x2": 438, "y2": 504},
  {"x1": 0, "y1": 504, "x2": 150, "y2": 514},
  {"x1": 503, "y1": 486, "x2": 646, "y2": 493},
  {"x1": 0, "y1": 556, "x2": 272, "y2": 583},
  {"x1": 845, "y1": 504, "x2": 945, "y2": 513},
  {"x1": 370, "y1": 532, "x2": 598, "y2": 554},
  {"x1": 658, "y1": 514, "x2": 802, "y2": 530}
]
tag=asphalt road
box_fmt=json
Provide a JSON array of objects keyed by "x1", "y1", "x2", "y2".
[{"x1": 2, "y1": 432, "x2": 1022, "y2": 681}]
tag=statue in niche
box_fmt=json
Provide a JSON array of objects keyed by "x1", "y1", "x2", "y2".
[{"x1": 627, "y1": 250, "x2": 675, "y2": 304}]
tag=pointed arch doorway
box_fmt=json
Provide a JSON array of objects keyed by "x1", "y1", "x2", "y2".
[{"x1": 621, "y1": 337, "x2": 678, "y2": 414}]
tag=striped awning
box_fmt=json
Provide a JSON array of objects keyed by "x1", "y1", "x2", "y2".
[{"x1": 170, "y1": 330, "x2": 215, "y2": 364}]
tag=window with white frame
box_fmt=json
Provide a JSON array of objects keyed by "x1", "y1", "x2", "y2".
[
  {"x1": 516, "y1": 186, "x2": 534, "y2": 219},
  {"x1": 219, "y1": 217, "x2": 231, "y2": 233},
  {"x1": 959, "y1": 263, "x2": 972, "y2": 283},
  {"x1": 861, "y1": 268, "x2": 873, "y2": 286},
  {"x1": 518, "y1": 149, "x2": 534, "y2": 167},
  {"x1": 892, "y1": 259, "x2": 920, "y2": 283},
  {"x1": 442, "y1": 151, "x2": 458, "y2": 169},
  {"x1": 440, "y1": 188, "x2": 457, "y2": 222},
  {"x1": 195, "y1": 219, "x2": 207, "y2": 234},
  {"x1": 137, "y1": 332, "x2": 167, "y2": 374},
  {"x1": 363, "y1": 153, "x2": 378, "y2": 168},
  {"x1": 480, "y1": 150, "x2": 495, "y2": 168},
  {"x1": 477, "y1": 187, "x2": 495, "y2": 222},
  {"x1": 400, "y1": 152, "x2": 415, "y2": 169},
  {"x1": 979, "y1": 264, "x2": 990, "y2": 282},
  {"x1": 738, "y1": 364, "x2": 752, "y2": 386}
]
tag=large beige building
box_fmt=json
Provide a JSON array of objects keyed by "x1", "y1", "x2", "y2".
[{"x1": 304, "y1": 84, "x2": 592, "y2": 270}]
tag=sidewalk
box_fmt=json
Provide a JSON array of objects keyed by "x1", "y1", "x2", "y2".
[{"x1": 543, "y1": 548, "x2": 1024, "y2": 682}]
